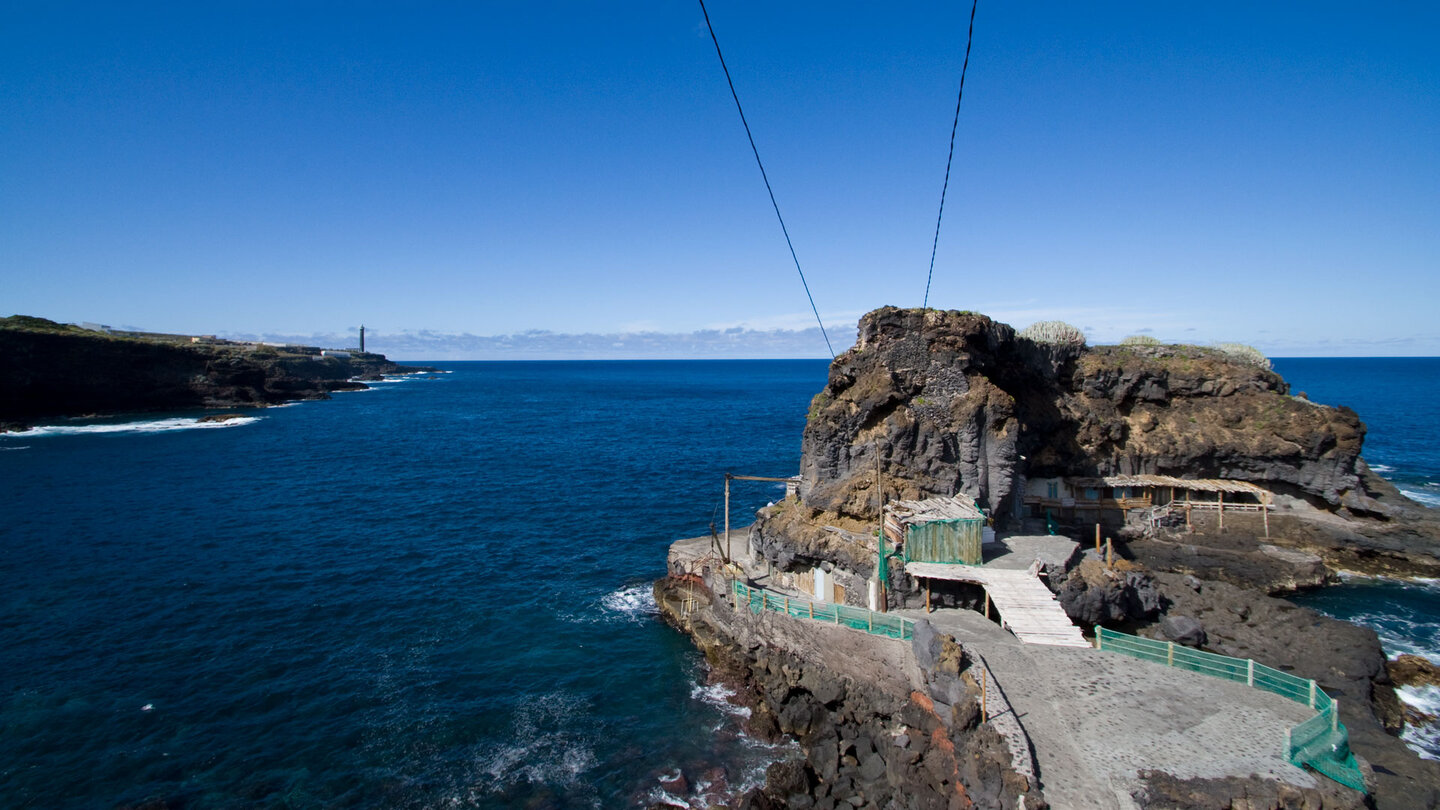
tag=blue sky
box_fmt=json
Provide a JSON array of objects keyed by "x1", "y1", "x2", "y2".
[{"x1": 3, "y1": 2, "x2": 1436, "y2": 358}]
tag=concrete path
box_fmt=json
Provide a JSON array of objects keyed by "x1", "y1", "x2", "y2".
[{"x1": 901, "y1": 607, "x2": 1319, "y2": 810}]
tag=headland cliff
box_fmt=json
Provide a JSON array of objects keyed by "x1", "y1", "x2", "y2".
[
  {"x1": 0, "y1": 316, "x2": 431, "y2": 431},
  {"x1": 657, "y1": 307, "x2": 1440, "y2": 810}
]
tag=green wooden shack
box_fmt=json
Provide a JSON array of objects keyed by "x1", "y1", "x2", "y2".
[{"x1": 884, "y1": 495, "x2": 987, "y2": 566}]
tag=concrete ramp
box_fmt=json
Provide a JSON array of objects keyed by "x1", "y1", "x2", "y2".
[{"x1": 907, "y1": 562, "x2": 1090, "y2": 648}]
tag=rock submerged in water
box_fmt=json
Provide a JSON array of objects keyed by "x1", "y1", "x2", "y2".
[
  {"x1": 1389, "y1": 654, "x2": 1440, "y2": 689},
  {"x1": 197, "y1": 413, "x2": 245, "y2": 423}
]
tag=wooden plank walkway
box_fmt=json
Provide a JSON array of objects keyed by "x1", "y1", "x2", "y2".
[{"x1": 906, "y1": 562, "x2": 1091, "y2": 648}]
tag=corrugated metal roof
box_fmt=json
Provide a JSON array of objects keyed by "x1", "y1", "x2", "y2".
[{"x1": 1074, "y1": 474, "x2": 1270, "y2": 495}]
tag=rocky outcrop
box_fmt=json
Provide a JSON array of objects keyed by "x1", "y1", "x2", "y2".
[
  {"x1": 1389, "y1": 655, "x2": 1440, "y2": 689},
  {"x1": 0, "y1": 320, "x2": 430, "y2": 429},
  {"x1": 673, "y1": 307, "x2": 1440, "y2": 808},
  {"x1": 796, "y1": 307, "x2": 1402, "y2": 527}
]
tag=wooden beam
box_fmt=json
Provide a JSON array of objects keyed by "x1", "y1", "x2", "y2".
[{"x1": 724, "y1": 474, "x2": 731, "y2": 563}]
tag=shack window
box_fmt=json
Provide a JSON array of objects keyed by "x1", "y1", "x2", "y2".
[{"x1": 1046, "y1": 481, "x2": 1059, "y2": 499}]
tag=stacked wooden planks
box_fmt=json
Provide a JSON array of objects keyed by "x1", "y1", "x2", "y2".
[{"x1": 906, "y1": 561, "x2": 1091, "y2": 648}]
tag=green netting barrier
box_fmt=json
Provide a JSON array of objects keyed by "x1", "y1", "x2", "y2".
[
  {"x1": 902, "y1": 518, "x2": 984, "y2": 565},
  {"x1": 1094, "y1": 627, "x2": 1366, "y2": 793},
  {"x1": 731, "y1": 581, "x2": 914, "y2": 640}
]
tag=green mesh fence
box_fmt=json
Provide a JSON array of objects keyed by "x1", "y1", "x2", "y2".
[
  {"x1": 731, "y1": 581, "x2": 913, "y2": 640},
  {"x1": 902, "y1": 518, "x2": 984, "y2": 565},
  {"x1": 1094, "y1": 627, "x2": 1366, "y2": 793}
]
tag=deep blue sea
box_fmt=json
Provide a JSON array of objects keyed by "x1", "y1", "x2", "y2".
[
  {"x1": 2, "y1": 357, "x2": 1438, "y2": 807},
  {"x1": 0, "y1": 361, "x2": 826, "y2": 809},
  {"x1": 1274, "y1": 358, "x2": 1440, "y2": 761}
]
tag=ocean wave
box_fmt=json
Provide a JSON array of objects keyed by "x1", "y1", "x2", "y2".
[
  {"x1": 7, "y1": 416, "x2": 261, "y2": 437},
  {"x1": 690, "y1": 681, "x2": 751, "y2": 720},
  {"x1": 562, "y1": 584, "x2": 660, "y2": 626},
  {"x1": 1369, "y1": 463, "x2": 1397, "y2": 473},
  {"x1": 473, "y1": 692, "x2": 598, "y2": 791},
  {"x1": 599, "y1": 584, "x2": 659, "y2": 622},
  {"x1": 1398, "y1": 685, "x2": 1440, "y2": 760},
  {"x1": 1346, "y1": 614, "x2": 1440, "y2": 664},
  {"x1": 1400, "y1": 487, "x2": 1440, "y2": 508}
]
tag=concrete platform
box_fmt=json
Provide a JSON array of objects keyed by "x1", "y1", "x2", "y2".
[{"x1": 901, "y1": 606, "x2": 1319, "y2": 809}]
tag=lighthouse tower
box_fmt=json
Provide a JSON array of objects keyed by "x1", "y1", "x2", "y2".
[{"x1": 359, "y1": 325, "x2": 366, "y2": 354}]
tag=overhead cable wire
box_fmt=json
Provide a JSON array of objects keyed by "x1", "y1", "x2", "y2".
[
  {"x1": 696, "y1": 0, "x2": 835, "y2": 358},
  {"x1": 922, "y1": 0, "x2": 979, "y2": 311}
]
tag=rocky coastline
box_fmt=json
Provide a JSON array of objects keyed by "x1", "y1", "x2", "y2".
[
  {"x1": 656, "y1": 308, "x2": 1440, "y2": 809},
  {"x1": 0, "y1": 316, "x2": 433, "y2": 431}
]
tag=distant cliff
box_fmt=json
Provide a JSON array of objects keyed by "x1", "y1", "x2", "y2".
[{"x1": 0, "y1": 316, "x2": 430, "y2": 430}]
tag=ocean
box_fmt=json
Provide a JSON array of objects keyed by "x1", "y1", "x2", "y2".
[
  {"x1": 1273, "y1": 359, "x2": 1440, "y2": 762},
  {"x1": 1, "y1": 357, "x2": 1436, "y2": 808}
]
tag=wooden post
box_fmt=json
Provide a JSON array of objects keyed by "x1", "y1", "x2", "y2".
[
  {"x1": 1247, "y1": 659, "x2": 1255, "y2": 686},
  {"x1": 723, "y1": 474, "x2": 732, "y2": 563},
  {"x1": 1095, "y1": 522, "x2": 1101, "y2": 552},
  {"x1": 1095, "y1": 626, "x2": 1103, "y2": 650},
  {"x1": 1168, "y1": 641, "x2": 1175, "y2": 667},
  {"x1": 1185, "y1": 504, "x2": 1192, "y2": 532},
  {"x1": 925, "y1": 578, "x2": 932, "y2": 613},
  {"x1": 1309, "y1": 679, "x2": 1318, "y2": 709},
  {"x1": 1218, "y1": 490, "x2": 1224, "y2": 531},
  {"x1": 983, "y1": 590, "x2": 991, "y2": 620},
  {"x1": 784, "y1": 596, "x2": 790, "y2": 616},
  {"x1": 1263, "y1": 493, "x2": 1270, "y2": 538},
  {"x1": 1106, "y1": 538, "x2": 1113, "y2": 569},
  {"x1": 875, "y1": 443, "x2": 887, "y2": 613}
]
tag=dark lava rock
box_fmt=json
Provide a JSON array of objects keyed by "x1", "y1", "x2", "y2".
[
  {"x1": 1055, "y1": 559, "x2": 1163, "y2": 627},
  {"x1": 1389, "y1": 654, "x2": 1440, "y2": 689},
  {"x1": 763, "y1": 758, "x2": 810, "y2": 798},
  {"x1": 1158, "y1": 615, "x2": 1206, "y2": 647},
  {"x1": 793, "y1": 307, "x2": 1374, "y2": 531}
]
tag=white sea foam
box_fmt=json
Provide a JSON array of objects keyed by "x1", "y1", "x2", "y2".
[
  {"x1": 9, "y1": 416, "x2": 260, "y2": 437},
  {"x1": 1369, "y1": 463, "x2": 1397, "y2": 473},
  {"x1": 1398, "y1": 685, "x2": 1440, "y2": 760},
  {"x1": 0, "y1": 445, "x2": 29, "y2": 451},
  {"x1": 595, "y1": 584, "x2": 659, "y2": 624},
  {"x1": 474, "y1": 692, "x2": 598, "y2": 791},
  {"x1": 1400, "y1": 487, "x2": 1440, "y2": 508},
  {"x1": 690, "y1": 681, "x2": 751, "y2": 720}
]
